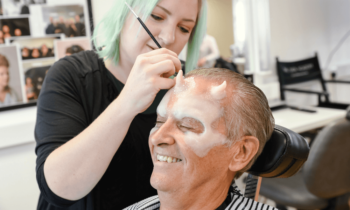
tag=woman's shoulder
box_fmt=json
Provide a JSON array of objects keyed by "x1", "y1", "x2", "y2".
[{"x1": 51, "y1": 50, "x2": 103, "y2": 78}]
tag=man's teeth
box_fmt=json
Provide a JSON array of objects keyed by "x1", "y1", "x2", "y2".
[{"x1": 157, "y1": 154, "x2": 182, "y2": 163}]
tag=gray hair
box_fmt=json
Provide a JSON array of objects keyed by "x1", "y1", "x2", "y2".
[{"x1": 185, "y1": 68, "x2": 275, "y2": 177}]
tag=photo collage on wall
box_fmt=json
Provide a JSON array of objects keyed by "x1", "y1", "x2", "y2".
[{"x1": 0, "y1": 0, "x2": 92, "y2": 110}]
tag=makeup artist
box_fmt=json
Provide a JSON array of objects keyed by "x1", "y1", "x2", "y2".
[{"x1": 34, "y1": 0, "x2": 207, "y2": 209}]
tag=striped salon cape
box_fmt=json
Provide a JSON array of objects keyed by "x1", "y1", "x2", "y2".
[{"x1": 124, "y1": 184, "x2": 278, "y2": 210}]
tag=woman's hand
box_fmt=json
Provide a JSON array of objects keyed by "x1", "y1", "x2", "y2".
[{"x1": 119, "y1": 48, "x2": 181, "y2": 114}]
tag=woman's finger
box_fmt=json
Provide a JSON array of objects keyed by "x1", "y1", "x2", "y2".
[
  {"x1": 142, "y1": 48, "x2": 178, "y2": 58},
  {"x1": 147, "y1": 54, "x2": 181, "y2": 73},
  {"x1": 149, "y1": 59, "x2": 176, "y2": 78},
  {"x1": 155, "y1": 77, "x2": 175, "y2": 90}
]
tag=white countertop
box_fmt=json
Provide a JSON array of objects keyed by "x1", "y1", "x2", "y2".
[{"x1": 272, "y1": 107, "x2": 346, "y2": 133}]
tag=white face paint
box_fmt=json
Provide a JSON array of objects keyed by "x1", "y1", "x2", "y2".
[
  {"x1": 172, "y1": 92, "x2": 227, "y2": 157},
  {"x1": 154, "y1": 77, "x2": 228, "y2": 157},
  {"x1": 174, "y1": 70, "x2": 196, "y2": 94},
  {"x1": 157, "y1": 89, "x2": 173, "y2": 118},
  {"x1": 211, "y1": 81, "x2": 227, "y2": 100}
]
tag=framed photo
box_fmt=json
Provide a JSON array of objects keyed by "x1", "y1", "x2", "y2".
[
  {"x1": 1, "y1": 0, "x2": 46, "y2": 17},
  {"x1": 54, "y1": 37, "x2": 91, "y2": 60},
  {"x1": 22, "y1": 59, "x2": 53, "y2": 102},
  {"x1": 8, "y1": 34, "x2": 62, "y2": 61},
  {"x1": 0, "y1": 0, "x2": 93, "y2": 111},
  {"x1": 0, "y1": 44, "x2": 26, "y2": 109},
  {"x1": 0, "y1": 16, "x2": 31, "y2": 43},
  {"x1": 43, "y1": 4, "x2": 86, "y2": 38}
]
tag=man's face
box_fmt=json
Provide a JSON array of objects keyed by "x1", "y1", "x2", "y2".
[{"x1": 149, "y1": 76, "x2": 235, "y2": 193}]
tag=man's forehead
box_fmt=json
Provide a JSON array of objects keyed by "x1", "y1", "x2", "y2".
[
  {"x1": 174, "y1": 76, "x2": 227, "y2": 102},
  {"x1": 157, "y1": 76, "x2": 228, "y2": 116}
]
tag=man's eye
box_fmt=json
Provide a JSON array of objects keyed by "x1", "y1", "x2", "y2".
[
  {"x1": 151, "y1": 14, "x2": 163, "y2": 21},
  {"x1": 179, "y1": 125, "x2": 193, "y2": 130},
  {"x1": 179, "y1": 27, "x2": 189, "y2": 33}
]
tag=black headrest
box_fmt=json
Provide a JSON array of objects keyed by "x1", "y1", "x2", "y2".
[{"x1": 248, "y1": 125, "x2": 309, "y2": 178}]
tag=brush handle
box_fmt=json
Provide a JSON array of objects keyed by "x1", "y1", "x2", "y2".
[{"x1": 137, "y1": 17, "x2": 162, "y2": 49}]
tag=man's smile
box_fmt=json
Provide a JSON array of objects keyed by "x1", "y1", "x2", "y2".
[{"x1": 155, "y1": 153, "x2": 182, "y2": 163}]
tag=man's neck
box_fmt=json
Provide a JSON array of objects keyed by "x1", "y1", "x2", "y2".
[{"x1": 157, "y1": 178, "x2": 232, "y2": 210}]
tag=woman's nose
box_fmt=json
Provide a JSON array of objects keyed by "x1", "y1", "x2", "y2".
[
  {"x1": 158, "y1": 25, "x2": 176, "y2": 46},
  {"x1": 150, "y1": 121, "x2": 176, "y2": 147}
]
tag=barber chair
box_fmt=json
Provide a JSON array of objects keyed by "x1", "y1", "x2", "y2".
[
  {"x1": 277, "y1": 53, "x2": 350, "y2": 110},
  {"x1": 243, "y1": 125, "x2": 310, "y2": 200},
  {"x1": 259, "y1": 109, "x2": 350, "y2": 209},
  {"x1": 214, "y1": 57, "x2": 239, "y2": 74}
]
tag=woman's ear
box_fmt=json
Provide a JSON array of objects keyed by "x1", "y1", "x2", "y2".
[{"x1": 228, "y1": 136, "x2": 259, "y2": 172}]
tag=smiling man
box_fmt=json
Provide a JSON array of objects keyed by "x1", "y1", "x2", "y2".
[{"x1": 125, "y1": 68, "x2": 276, "y2": 210}]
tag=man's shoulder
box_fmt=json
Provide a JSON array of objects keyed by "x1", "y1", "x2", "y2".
[{"x1": 123, "y1": 195, "x2": 160, "y2": 210}]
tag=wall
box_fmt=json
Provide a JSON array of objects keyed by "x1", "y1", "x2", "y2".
[
  {"x1": 91, "y1": 0, "x2": 113, "y2": 26},
  {"x1": 268, "y1": 0, "x2": 350, "y2": 105},
  {"x1": 269, "y1": 0, "x2": 329, "y2": 68},
  {"x1": 325, "y1": 0, "x2": 350, "y2": 73},
  {"x1": 207, "y1": 0, "x2": 234, "y2": 58}
]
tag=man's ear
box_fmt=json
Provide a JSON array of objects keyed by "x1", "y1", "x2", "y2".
[{"x1": 228, "y1": 136, "x2": 259, "y2": 172}]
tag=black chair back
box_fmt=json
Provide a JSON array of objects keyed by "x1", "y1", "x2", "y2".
[
  {"x1": 277, "y1": 53, "x2": 328, "y2": 101},
  {"x1": 214, "y1": 57, "x2": 239, "y2": 74},
  {"x1": 248, "y1": 125, "x2": 309, "y2": 178}
]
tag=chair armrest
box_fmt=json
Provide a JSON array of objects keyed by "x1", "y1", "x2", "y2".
[
  {"x1": 324, "y1": 80, "x2": 350, "y2": 84},
  {"x1": 283, "y1": 88, "x2": 329, "y2": 96}
]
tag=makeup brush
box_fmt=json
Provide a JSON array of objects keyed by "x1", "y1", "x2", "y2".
[
  {"x1": 125, "y1": 2, "x2": 181, "y2": 76},
  {"x1": 125, "y1": 2, "x2": 162, "y2": 49}
]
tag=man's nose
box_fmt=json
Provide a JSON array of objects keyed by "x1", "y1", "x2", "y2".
[
  {"x1": 158, "y1": 24, "x2": 176, "y2": 46},
  {"x1": 151, "y1": 121, "x2": 176, "y2": 146}
]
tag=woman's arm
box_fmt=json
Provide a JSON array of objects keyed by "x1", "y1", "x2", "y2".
[{"x1": 38, "y1": 48, "x2": 181, "y2": 202}]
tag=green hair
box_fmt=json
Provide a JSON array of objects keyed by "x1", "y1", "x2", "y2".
[{"x1": 92, "y1": 0, "x2": 207, "y2": 72}]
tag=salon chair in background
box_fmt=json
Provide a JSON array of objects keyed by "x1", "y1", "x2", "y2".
[
  {"x1": 259, "y1": 109, "x2": 350, "y2": 210},
  {"x1": 243, "y1": 125, "x2": 310, "y2": 200},
  {"x1": 214, "y1": 57, "x2": 239, "y2": 74},
  {"x1": 277, "y1": 52, "x2": 350, "y2": 110}
]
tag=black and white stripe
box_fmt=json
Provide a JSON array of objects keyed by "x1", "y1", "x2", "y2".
[{"x1": 123, "y1": 184, "x2": 277, "y2": 210}]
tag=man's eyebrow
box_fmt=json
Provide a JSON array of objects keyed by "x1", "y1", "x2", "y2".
[{"x1": 156, "y1": 5, "x2": 195, "y2": 22}]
